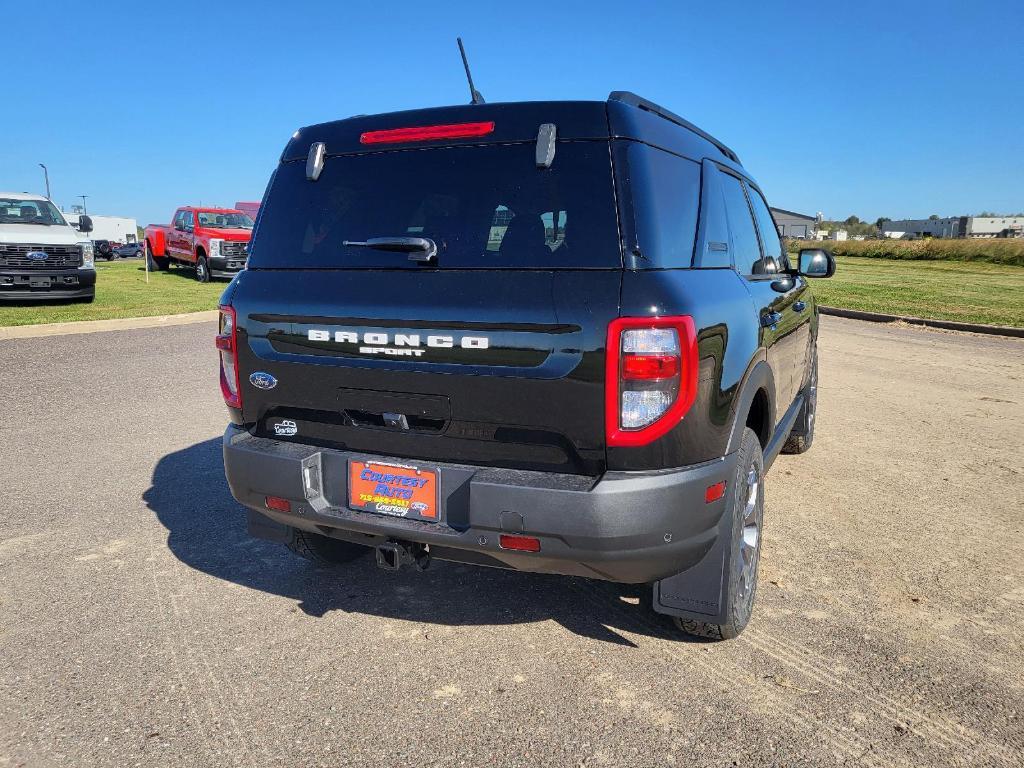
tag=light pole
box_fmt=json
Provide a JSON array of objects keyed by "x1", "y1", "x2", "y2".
[
  {"x1": 39, "y1": 164, "x2": 50, "y2": 199},
  {"x1": 79, "y1": 195, "x2": 88, "y2": 215}
]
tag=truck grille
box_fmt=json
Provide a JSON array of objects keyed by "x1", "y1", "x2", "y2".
[
  {"x1": 221, "y1": 241, "x2": 248, "y2": 258},
  {"x1": 0, "y1": 243, "x2": 83, "y2": 269}
]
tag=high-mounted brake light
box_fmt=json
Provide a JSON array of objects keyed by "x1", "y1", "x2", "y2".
[
  {"x1": 217, "y1": 305, "x2": 241, "y2": 409},
  {"x1": 359, "y1": 121, "x2": 495, "y2": 145},
  {"x1": 605, "y1": 316, "x2": 698, "y2": 448}
]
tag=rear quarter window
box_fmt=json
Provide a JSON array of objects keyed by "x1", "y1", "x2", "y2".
[
  {"x1": 616, "y1": 142, "x2": 701, "y2": 268},
  {"x1": 248, "y1": 142, "x2": 621, "y2": 270}
]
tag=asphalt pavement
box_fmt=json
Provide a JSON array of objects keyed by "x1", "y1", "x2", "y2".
[{"x1": 1, "y1": 316, "x2": 1022, "y2": 767}]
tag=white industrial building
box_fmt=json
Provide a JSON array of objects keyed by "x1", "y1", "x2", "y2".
[
  {"x1": 63, "y1": 212, "x2": 138, "y2": 244},
  {"x1": 882, "y1": 217, "x2": 961, "y2": 238},
  {"x1": 964, "y1": 216, "x2": 1024, "y2": 238},
  {"x1": 882, "y1": 216, "x2": 1023, "y2": 239}
]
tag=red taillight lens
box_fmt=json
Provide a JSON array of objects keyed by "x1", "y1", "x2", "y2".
[
  {"x1": 359, "y1": 121, "x2": 495, "y2": 145},
  {"x1": 605, "y1": 316, "x2": 698, "y2": 448},
  {"x1": 498, "y1": 534, "x2": 541, "y2": 552},
  {"x1": 622, "y1": 353, "x2": 679, "y2": 380},
  {"x1": 217, "y1": 305, "x2": 241, "y2": 409}
]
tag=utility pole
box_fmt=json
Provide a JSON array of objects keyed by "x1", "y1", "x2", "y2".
[
  {"x1": 39, "y1": 164, "x2": 50, "y2": 199},
  {"x1": 79, "y1": 195, "x2": 88, "y2": 214}
]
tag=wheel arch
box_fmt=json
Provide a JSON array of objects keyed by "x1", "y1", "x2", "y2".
[{"x1": 725, "y1": 358, "x2": 777, "y2": 455}]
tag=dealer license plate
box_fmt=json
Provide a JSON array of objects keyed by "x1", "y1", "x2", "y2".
[{"x1": 348, "y1": 460, "x2": 438, "y2": 521}]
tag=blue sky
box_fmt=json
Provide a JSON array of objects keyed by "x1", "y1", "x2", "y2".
[{"x1": 4, "y1": 0, "x2": 1021, "y2": 227}]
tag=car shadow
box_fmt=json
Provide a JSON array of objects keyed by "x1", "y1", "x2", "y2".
[{"x1": 144, "y1": 438, "x2": 703, "y2": 647}]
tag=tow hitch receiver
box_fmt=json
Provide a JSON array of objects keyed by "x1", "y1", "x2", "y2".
[{"x1": 375, "y1": 541, "x2": 431, "y2": 572}]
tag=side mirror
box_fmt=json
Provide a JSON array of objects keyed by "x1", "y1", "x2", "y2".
[
  {"x1": 797, "y1": 248, "x2": 835, "y2": 278},
  {"x1": 78, "y1": 214, "x2": 94, "y2": 233}
]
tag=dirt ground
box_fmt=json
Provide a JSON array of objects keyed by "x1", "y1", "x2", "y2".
[{"x1": 0, "y1": 315, "x2": 1021, "y2": 767}]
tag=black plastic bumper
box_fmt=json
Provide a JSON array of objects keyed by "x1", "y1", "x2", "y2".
[
  {"x1": 0, "y1": 268, "x2": 95, "y2": 300},
  {"x1": 223, "y1": 425, "x2": 737, "y2": 586},
  {"x1": 209, "y1": 256, "x2": 245, "y2": 279}
]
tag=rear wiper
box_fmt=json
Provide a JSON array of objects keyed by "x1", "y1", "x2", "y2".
[{"x1": 342, "y1": 236, "x2": 437, "y2": 263}]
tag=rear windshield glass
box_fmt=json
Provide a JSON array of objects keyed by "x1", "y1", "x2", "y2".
[{"x1": 248, "y1": 142, "x2": 620, "y2": 269}]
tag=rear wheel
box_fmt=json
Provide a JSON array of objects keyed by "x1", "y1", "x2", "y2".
[
  {"x1": 286, "y1": 528, "x2": 366, "y2": 567},
  {"x1": 782, "y1": 344, "x2": 817, "y2": 454},
  {"x1": 673, "y1": 426, "x2": 764, "y2": 640},
  {"x1": 146, "y1": 243, "x2": 168, "y2": 271}
]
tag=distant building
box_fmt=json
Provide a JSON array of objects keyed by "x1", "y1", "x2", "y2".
[
  {"x1": 64, "y1": 212, "x2": 138, "y2": 244},
  {"x1": 830, "y1": 230, "x2": 848, "y2": 242},
  {"x1": 963, "y1": 216, "x2": 1024, "y2": 238},
  {"x1": 770, "y1": 207, "x2": 817, "y2": 239},
  {"x1": 883, "y1": 217, "x2": 961, "y2": 238}
]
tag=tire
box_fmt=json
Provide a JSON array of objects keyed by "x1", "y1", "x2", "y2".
[
  {"x1": 146, "y1": 243, "x2": 168, "y2": 271},
  {"x1": 195, "y1": 255, "x2": 210, "y2": 283},
  {"x1": 79, "y1": 294, "x2": 95, "y2": 304},
  {"x1": 673, "y1": 426, "x2": 765, "y2": 640},
  {"x1": 286, "y1": 528, "x2": 367, "y2": 567},
  {"x1": 782, "y1": 344, "x2": 817, "y2": 454}
]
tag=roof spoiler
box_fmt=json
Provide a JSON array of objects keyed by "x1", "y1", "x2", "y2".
[{"x1": 608, "y1": 91, "x2": 740, "y2": 164}]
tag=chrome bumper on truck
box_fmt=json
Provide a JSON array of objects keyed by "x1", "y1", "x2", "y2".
[{"x1": 223, "y1": 424, "x2": 739, "y2": 595}]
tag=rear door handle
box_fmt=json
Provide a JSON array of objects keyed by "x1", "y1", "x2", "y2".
[
  {"x1": 793, "y1": 301, "x2": 807, "y2": 313},
  {"x1": 760, "y1": 311, "x2": 783, "y2": 328}
]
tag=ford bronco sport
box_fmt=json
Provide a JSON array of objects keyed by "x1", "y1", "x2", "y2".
[{"x1": 219, "y1": 92, "x2": 835, "y2": 639}]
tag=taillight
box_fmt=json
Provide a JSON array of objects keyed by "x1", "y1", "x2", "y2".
[
  {"x1": 359, "y1": 121, "x2": 495, "y2": 145},
  {"x1": 605, "y1": 316, "x2": 698, "y2": 448},
  {"x1": 216, "y1": 305, "x2": 241, "y2": 408}
]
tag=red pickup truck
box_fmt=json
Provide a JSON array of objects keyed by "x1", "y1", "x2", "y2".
[{"x1": 144, "y1": 206, "x2": 253, "y2": 282}]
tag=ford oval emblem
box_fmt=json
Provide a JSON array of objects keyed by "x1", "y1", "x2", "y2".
[
  {"x1": 249, "y1": 371, "x2": 278, "y2": 390},
  {"x1": 27, "y1": 251, "x2": 49, "y2": 261}
]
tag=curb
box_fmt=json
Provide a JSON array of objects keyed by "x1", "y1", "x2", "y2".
[
  {"x1": 0, "y1": 310, "x2": 219, "y2": 340},
  {"x1": 819, "y1": 306, "x2": 1024, "y2": 339}
]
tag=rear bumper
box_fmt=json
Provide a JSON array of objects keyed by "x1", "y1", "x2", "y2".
[
  {"x1": 223, "y1": 425, "x2": 737, "y2": 584},
  {"x1": 0, "y1": 268, "x2": 95, "y2": 300}
]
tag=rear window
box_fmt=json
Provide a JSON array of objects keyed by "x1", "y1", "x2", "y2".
[{"x1": 248, "y1": 142, "x2": 621, "y2": 269}]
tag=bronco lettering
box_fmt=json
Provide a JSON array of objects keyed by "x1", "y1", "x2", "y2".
[{"x1": 307, "y1": 328, "x2": 489, "y2": 350}]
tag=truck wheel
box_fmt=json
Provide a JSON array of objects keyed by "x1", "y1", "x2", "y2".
[
  {"x1": 286, "y1": 528, "x2": 366, "y2": 567},
  {"x1": 782, "y1": 344, "x2": 817, "y2": 454},
  {"x1": 195, "y1": 255, "x2": 210, "y2": 283},
  {"x1": 146, "y1": 244, "x2": 168, "y2": 271},
  {"x1": 673, "y1": 426, "x2": 764, "y2": 641}
]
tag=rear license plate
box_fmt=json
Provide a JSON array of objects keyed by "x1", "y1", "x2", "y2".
[{"x1": 348, "y1": 460, "x2": 438, "y2": 521}]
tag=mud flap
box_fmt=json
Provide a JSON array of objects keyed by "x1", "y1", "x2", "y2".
[{"x1": 651, "y1": 499, "x2": 732, "y2": 625}]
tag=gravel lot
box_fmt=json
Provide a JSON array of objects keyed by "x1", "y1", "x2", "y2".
[{"x1": 1, "y1": 316, "x2": 1022, "y2": 767}]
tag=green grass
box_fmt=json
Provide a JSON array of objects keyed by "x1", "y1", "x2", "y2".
[
  {"x1": 788, "y1": 237, "x2": 1024, "y2": 266},
  {"x1": 807, "y1": 256, "x2": 1024, "y2": 327},
  {"x1": 0, "y1": 260, "x2": 223, "y2": 327}
]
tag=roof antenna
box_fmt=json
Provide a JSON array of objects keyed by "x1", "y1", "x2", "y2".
[{"x1": 457, "y1": 37, "x2": 485, "y2": 105}]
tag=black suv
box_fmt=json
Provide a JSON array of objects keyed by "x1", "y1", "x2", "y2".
[
  {"x1": 93, "y1": 239, "x2": 116, "y2": 261},
  {"x1": 219, "y1": 92, "x2": 834, "y2": 639}
]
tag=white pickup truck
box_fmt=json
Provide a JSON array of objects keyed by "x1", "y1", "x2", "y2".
[{"x1": 0, "y1": 192, "x2": 96, "y2": 302}]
